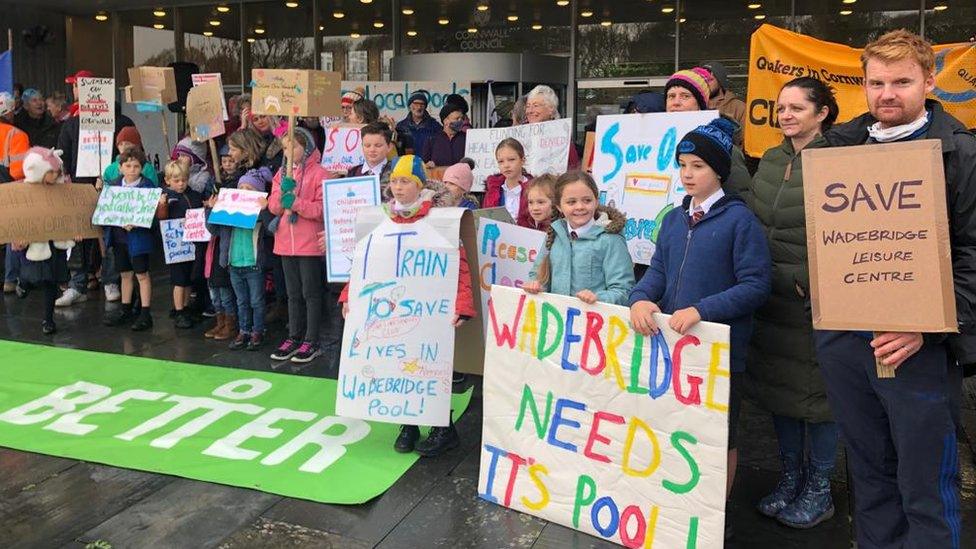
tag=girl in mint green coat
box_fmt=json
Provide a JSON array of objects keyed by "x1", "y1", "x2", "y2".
[{"x1": 524, "y1": 171, "x2": 635, "y2": 306}]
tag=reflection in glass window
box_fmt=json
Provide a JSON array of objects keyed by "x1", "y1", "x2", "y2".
[
  {"x1": 133, "y1": 26, "x2": 175, "y2": 67},
  {"x1": 321, "y1": 52, "x2": 334, "y2": 72},
  {"x1": 347, "y1": 50, "x2": 368, "y2": 81},
  {"x1": 180, "y1": 4, "x2": 242, "y2": 85},
  {"x1": 794, "y1": 0, "x2": 920, "y2": 46},
  {"x1": 382, "y1": 50, "x2": 393, "y2": 81}
]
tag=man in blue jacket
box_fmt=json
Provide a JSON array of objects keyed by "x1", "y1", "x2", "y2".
[{"x1": 394, "y1": 91, "x2": 442, "y2": 156}]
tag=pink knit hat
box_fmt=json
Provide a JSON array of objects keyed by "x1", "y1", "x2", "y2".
[
  {"x1": 665, "y1": 68, "x2": 713, "y2": 110},
  {"x1": 442, "y1": 161, "x2": 474, "y2": 192}
]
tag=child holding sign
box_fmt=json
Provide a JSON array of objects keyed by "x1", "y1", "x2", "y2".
[
  {"x1": 340, "y1": 155, "x2": 477, "y2": 457},
  {"x1": 268, "y1": 127, "x2": 330, "y2": 364},
  {"x1": 523, "y1": 171, "x2": 634, "y2": 306},
  {"x1": 628, "y1": 119, "x2": 771, "y2": 511},
  {"x1": 159, "y1": 161, "x2": 206, "y2": 330},
  {"x1": 13, "y1": 147, "x2": 75, "y2": 335},
  {"x1": 483, "y1": 138, "x2": 533, "y2": 225},
  {"x1": 102, "y1": 148, "x2": 166, "y2": 331}
]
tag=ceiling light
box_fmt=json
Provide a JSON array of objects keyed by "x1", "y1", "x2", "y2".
[
  {"x1": 209, "y1": 20, "x2": 222, "y2": 26},
  {"x1": 153, "y1": 10, "x2": 166, "y2": 17},
  {"x1": 216, "y1": 5, "x2": 231, "y2": 12},
  {"x1": 402, "y1": 7, "x2": 415, "y2": 15},
  {"x1": 679, "y1": 17, "x2": 687, "y2": 22},
  {"x1": 477, "y1": 4, "x2": 489, "y2": 11},
  {"x1": 467, "y1": 27, "x2": 478, "y2": 33},
  {"x1": 350, "y1": 32, "x2": 361, "y2": 38},
  {"x1": 581, "y1": 10, "x2": 594, "y2": 17},
  {"x1": 318, "y1": 25, "x2": 324, "y2": 31},
  {"x1": 407, "y1": 30, "x2": 418, "y2": 36},
  {"x1": 360, "y1": 0, "x2": 372, "y2": 3},
  {"x1": 747, "y1": 3, "x2": 761, "y2": 9},
  {"x1": 203, "y1": 31, "x2": 214, "y2": 36},
  {"x1": 754, "y1": 13, "x2": 766, "y2": 19},
  {"x1": 94, "y1": 13, "x2": 108, "y2": 21},
  {"x1": 285, "y1": 1, "x2": 299, "y2": 8},
  {"x1": 373, "y1": 21, "x2": 385, "y2": 28},
  {"x1": 532, "y1": 23, "x2": 543, "y2": 30},
  {"x1": 254, "y1": 27, "x2": 265, "y2": 34},
  {"x1": 246, "y1": 37, "x2": 255, "y2": 43},
  {"x1": 438, "y1": 17, "x2": 450, "y2": 25},
  {"x1": 661, "y1": 7, "x2": 675, "y2": 14},
  {"x1": 507, "y1": 14, "x2": 519, "y2": 21},
  {"x1": 153, "y1": 23, "x2": 165, "y2": 29},
  {"x1": 842, "y1": 0, "x2": 856, "y2": 3},
  {"x1": 556, "y1": 0, "x2": 569, "y2": 5},
  {"x1": 839, "y1": 9, "x2": 852, "y2": 15},
  {"x1": 600, "y1": 20, "x2": 612, "y2": 26},
  {"x1": 333, "y1": 11, "x2": 345, "y2": 18},
  {"x1": 933, "y1": 4, "x2": 948, "y2": 10}
]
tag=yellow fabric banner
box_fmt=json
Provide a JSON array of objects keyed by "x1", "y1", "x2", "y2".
[{"x1": 745, "y1": 24, "x2": 976, "y2": 157}]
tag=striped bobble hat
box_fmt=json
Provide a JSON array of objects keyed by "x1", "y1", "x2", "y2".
[
  {"x1": 665, "y1": 68, "x2": 712, "y2": 110},
  {"x1": 390, "y1": 155, "x2": 428, "y2": 188}
]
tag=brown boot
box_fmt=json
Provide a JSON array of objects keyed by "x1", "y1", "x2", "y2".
[
  {"x1": 215, "y1": 314, "x2": 237, "y2": 340},
  {"x1": 204, "y1": 313, "x2": 225, "y2": 338}
]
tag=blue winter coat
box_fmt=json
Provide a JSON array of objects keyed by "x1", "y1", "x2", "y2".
[
  {"x1": 103, "y1": 176, "x2": 158, "y2": 257},
  {"x1": 630, "y1": 194, "x2": 772, "y2": 372},
  {"x1": 530, "y1": 206, "x2": 635, "y2": 306}
]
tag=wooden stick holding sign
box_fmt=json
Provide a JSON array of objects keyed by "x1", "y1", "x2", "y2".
[{"x1": 802, "y1": 140, "x2": 958, "y2": 380}]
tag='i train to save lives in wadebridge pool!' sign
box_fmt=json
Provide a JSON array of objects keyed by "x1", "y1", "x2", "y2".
[
  {"x1": 480, "y1": 286, "x2": 731, "y2": 548},
  {"x1": 745, "y1": 24, "x2": 976, "y2": 157},
  {"x1": 592, "y1": 110, "x2": 718, "y2": 265}
]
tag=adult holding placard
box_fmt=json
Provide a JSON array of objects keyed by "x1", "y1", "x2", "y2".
[
  {"x1": 524, "y1": 85, "x2": 580, "y2": 171},
  {"x1": 741, "y1": 77, "x2": 841, "y2": 529},
  {"x1": 816, "y1": 30, "x2": 976, "y2": 548}
]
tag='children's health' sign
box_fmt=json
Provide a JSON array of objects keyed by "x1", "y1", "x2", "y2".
[
  {"x1": 479, "y1": 286, "x2": 730, "y2": 548},
  {"x1": 322, "y1": 175, "x2": 381, "y2": 283},
  {"x1": 337, "y1": 208, "x2": 465, "y2": 427}
]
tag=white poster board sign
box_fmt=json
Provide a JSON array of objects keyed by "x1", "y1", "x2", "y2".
[
  {"x1": 337, "y1": 208, "x2": 465, "y2": 426},
  {"x1": 592, "y1": 111, "x2": 718, "y2": 264},
  {"x1": 321, "y1": 125, "x2": 366, "y2": 174},
  {"x1": 465, "y1": 118, "x2": 573, "y2": 192},
  {"x1": 343, "y1": 81, "x2": 472, "y2": 123},
  {"x1": 77, "y1": 77, "x2": 116, "y2": 133},
  {"x1": 75, "y1": 130, "x2": 114, "y2": 179},
  {"x1": 323, "y1": 175, "x2": 382, "y2": 282},
  {"x1": 160, "y1": 218, "x2": 195, "y2": 264},
  {"x1": 91, "y1": 186, "x2": 161, "y2": 228},
  {"x1": 182, "y1": 208, "x2": 212, "y2": 242},
  {"x1": 475, "y1": 219, "x2": 546, "y2": 334},
  {"x1": 480, "y1": 286, "x2": 730, "y2": 548}
]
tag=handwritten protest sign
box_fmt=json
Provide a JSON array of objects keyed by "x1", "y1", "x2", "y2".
[
  {"x1": 91, "y1": 186, "x2": 161, "y2": 228},
  {"x1": 0, "y1": 183, "x2": 101, "y2": 244},
  {"x1": 77, "y1": 77, "x2": 115, "y2": 133},
  {"x1": 337, "y1": 208, "x2": 465, "y2": 426},
  {"x1": 124, "y1": 66, "x2": 177, "y2": 106},
  {"x1": 208, "y1": 188, "x2": 267, "y2": 230},
  {"x1": 191, "y1": 73, "x2": 229, "y2": 121},
  {"x1": 802, "y1": 140, "x2": 957, "y2": 333},
  {"x1": 592, "y1": 111, "x2": 718, "y2": 264},
  {"x1": 160, "y1": 218, "x2": 195, "y2": 264},
  {"x1": 465, "y1": 118, "x2": 573, "y2": 192},
  {"x1": 475, "y1": 220, "x2": 546, "y2": 335},
  {"x1": 321, "y1": 125, "x2": 366, "y2": 174},
  {"x1": 323, "y1": 175, "x2": 381, "y2": 282},
  {"x1": 251, "y1": 69, "x2": 341, "y2": 117},
  {"x1": 182, "y1": 208, "x2": 212, "y2": 242},
  {"x1": 75, "y1": 129, "x2": 113, "y2": 178},
  {"x1": 186, "y1": 80, "x2": 226, "y2": 141},
  {"x1": 480, "y1": 286, "x2": 730, "y2": 548},
  {"x1": 343, "y1": 81, "x2": 472, "y2": 123}
]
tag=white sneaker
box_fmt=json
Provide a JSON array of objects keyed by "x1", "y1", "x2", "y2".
[
  {"x1": 55, "y1": 288, "x2": 88, "y2": 307},
  {"x1": 104, "y1": 283, "x2": 120, "y2": 302}
]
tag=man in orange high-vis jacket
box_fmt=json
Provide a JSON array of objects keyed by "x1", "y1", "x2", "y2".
[{"x1": 0, "y1": 92, "x2": 29, "y2": 181}]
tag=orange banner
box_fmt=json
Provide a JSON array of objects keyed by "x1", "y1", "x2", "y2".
[{"x1": 745, "y1": 24, "x2": 976, "y2": 157}]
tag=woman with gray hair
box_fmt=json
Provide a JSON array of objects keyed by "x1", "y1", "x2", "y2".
[{"x1": 523, "y1": 85, "x2": 579, "y2": 169}]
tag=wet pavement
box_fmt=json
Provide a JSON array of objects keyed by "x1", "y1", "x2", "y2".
[{"x1": 0, "y1": 270, "x2": 974, "y2": 549}]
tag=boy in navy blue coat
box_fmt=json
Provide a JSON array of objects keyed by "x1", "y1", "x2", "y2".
[{"x1": 629, "y1": 118, "x2": 771, "y2": 522}]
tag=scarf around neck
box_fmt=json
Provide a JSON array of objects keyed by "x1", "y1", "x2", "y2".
[{"x1": 867, "y1": 111, "x2": 930, "y2": 143}]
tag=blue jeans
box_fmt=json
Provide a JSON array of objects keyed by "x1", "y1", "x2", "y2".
[
  {"x1": 772, "y1": 414, "x2": 839, "y2": 471},
  {"x1": 101, "y1": 244, "x2": 120, "y2": 286},
  {"x1": 4, "y1": 244, "x2": 19, "y2": 283},
  {"x1": 209, "y1": 285, "x2": 237, "y2": 317},
  {"x1": 230, "y1": 265, "x2": 265, "y2": 334}
]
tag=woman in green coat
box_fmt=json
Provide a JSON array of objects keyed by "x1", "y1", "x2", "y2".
[{"x1": 738, "y1": 77, "x2": 840, "y2": 529}]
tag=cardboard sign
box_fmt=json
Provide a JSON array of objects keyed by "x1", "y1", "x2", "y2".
[
  {"x1": 480, "y1": 286, "x2": 730, "y2": 548},
  {"x1": 182, "y1": 208, "x2": 212, "y2": 242},
  {"x1": 208, "y1": 188, "x2": 267, "y2": 229},
  {"x1": 322, "y1": 175, "x2": 382, "y2": 282},
  {"x1": 160, "y1": 218, "x2": 195, "y2": 264},
  {"x1": 337, "y1": 208, "x2": 465, "y2": 426},
  {"x1": 592, "y1": 111, "x2": 718, "y2": 265},
  {"x1": 0, "y1": 183, "x2": 101, "y2": 244},
  {"x1": 186, "y1": 81, "x2": 226, "y2": 141},
  {"x1": 77, "y1": 77, "x2": 115, "y2": 133},
  {"x1": 191, "y1": 73, "x2": 229, "y2": 121},
  {"x1": 321, "y1": 125, "x2": 366, "y2": 174},
  {"x1": 343, "y1": 81, "x2": 472, "y2": 124},
  {"x1": 475, "y1": 220, "x2": 546, "y2": 336},
  {"x1": 582, "y1": 131, "x2": 595, "y2": 173},
  {"x1": 75, "y1": 129, "x2": 113, "y2": 178},
  {"x1": 465, "y1": 118, "x2": 574, "y2": 192},
  {"x1": 803, "y1": 140, "x2": 957, "y2": 333},
  {"x1": 124, "y1": 66, "x2": 177, "y2": 106},
  {"x1": 745, "y1": 24, "x2": 976, "y2": 157},
  {"x1": 251, "y1": 69, "x2": 342, "y2": 117},
  {"x1": 91, "y1": 186, "x2": 162, "y2": 229}
]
